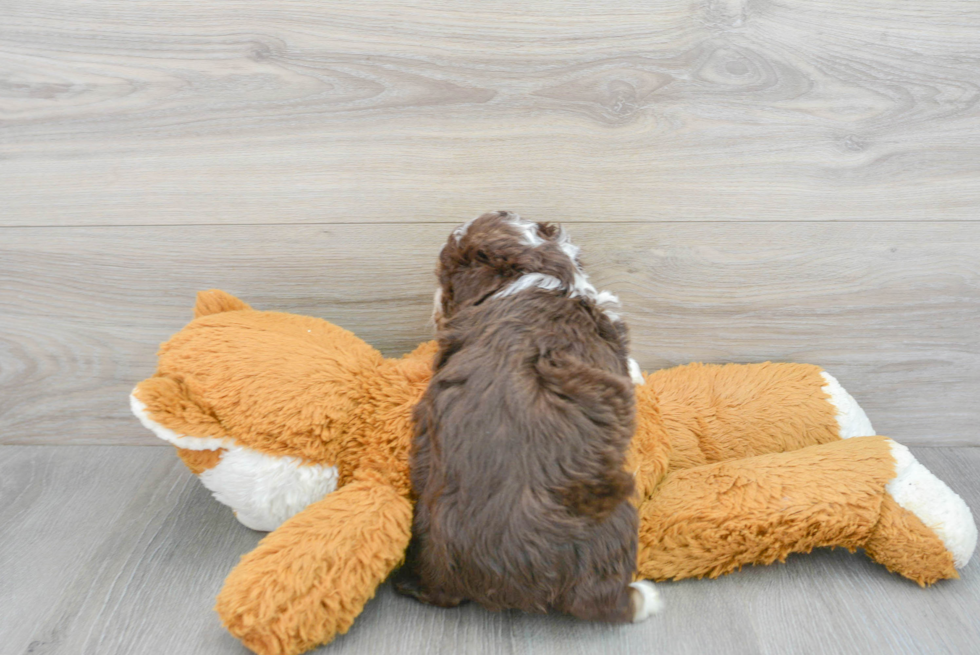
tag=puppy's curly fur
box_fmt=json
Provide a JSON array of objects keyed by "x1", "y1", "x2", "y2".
[{"x1": 396, "y1": 211, "x2": 652, "y2": 622}]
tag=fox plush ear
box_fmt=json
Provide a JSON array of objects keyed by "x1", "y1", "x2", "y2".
[
  {"x1": 194, "y1": 289, "x2": 252, "y2": 318},
  {"x1": 215, "y1": 479, "x2": 413, "y2": 655}
]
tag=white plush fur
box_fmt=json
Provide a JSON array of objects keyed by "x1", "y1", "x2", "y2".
[
  {"x1": 819, "y1": 371, "x2": 875, "y2": 438},
  {"x1": 131, "y1": 391, "x2": 338, "y2": 532},
  {"x1": 629, "y1": 580, "x2": 663, "y2": 621},
  {"x1": 886, "y1": 440, "x2": 977, "y2": 569},
  {"x1": 130, "y1": 392, "x2": 235, "y2": 450},
  {"x1": 199, "y1": 447, "x2": 339, "y2": 532},
  {"x1": 816, "y1": 376, "x2": 976, "y2": 567}
]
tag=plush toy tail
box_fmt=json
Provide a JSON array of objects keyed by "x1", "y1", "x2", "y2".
[
  {"x1": 215, "y1": 479, "x2": 413, "y2": 655},
  {"x1": 194, "y1": 288, "x2": 252, "y2": 318}
]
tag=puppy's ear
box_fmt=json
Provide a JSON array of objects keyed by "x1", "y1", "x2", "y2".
[
  {"x1": 436, "y1": 229, "x2": 515, "y2": 311},
  {"x1": 436, "y1": 240, "x2": 460, "y2": 320},
  {"x1": 536, "y1": 222, "x2": 561, "y2": 240}
]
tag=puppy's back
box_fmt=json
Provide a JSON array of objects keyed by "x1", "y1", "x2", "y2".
[{"x1": 411, "y1": 290, "x2": 637, "y2": 613}]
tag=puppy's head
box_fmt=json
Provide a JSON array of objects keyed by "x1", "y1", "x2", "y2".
[{"x1": 433, "y1": 211, "x2": 578, "y2": 326}]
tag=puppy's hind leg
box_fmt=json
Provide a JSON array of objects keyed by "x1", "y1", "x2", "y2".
[
  {"x1": 559, "y1": 578, "x2": 661, "y2": 624},
  {"x1": 392, "y1": 573, "x2": 468, "y2": 608},
  {"x1": 628, "y1": 580, "x2": 662, "y2": 622},
  {"x1": 391, "y1": 546, "x2": 467, "y2": 608},
  {"x1": 392, "y1": 536, "x2": 469, "y2": 608}
]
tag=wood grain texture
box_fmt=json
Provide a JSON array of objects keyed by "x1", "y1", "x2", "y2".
[
  {"x1": 1, "y1": 0, "x2": 979, "y2": 225},
  {"x1": 3, "y1": 2, "x2": 979, "y2": 650},
  {"x1": 2, "y1": 222, "x2": 978, "y2": 446},
  {"x1": 0, "y1": 446, "x2": 264, "y2": 655},
  {"x1": 2, "y1": 445, "x2": 978, "y2": 655}
]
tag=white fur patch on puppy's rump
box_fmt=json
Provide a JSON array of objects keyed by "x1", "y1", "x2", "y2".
[
  {"x1": 886, "y1": 440, "x2": 977, "y2": 569},
  {"x1": 131, "y1": 391, "x2": 338, "y2": 532},
  {"x1": 629, "y1": 580, "x2": 663, "y2": 622}
]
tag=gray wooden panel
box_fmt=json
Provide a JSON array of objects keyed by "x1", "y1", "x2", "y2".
[
  {"x1": 2, "y1": 222, "x2": 979, "y2": 445},
  {"x1": 1, "y1": 445, "x2": 978, "y2": 655},
  {"x1": 2, "y1": 0, "x2": 979, "y2": 226},
  {"x1": 0, "y1": 446, "x2": 264, "y2": 655}
]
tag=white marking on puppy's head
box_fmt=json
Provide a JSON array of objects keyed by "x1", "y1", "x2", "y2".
[
  {"x1": 453, "y1": 214, "x2": 481, "y2": 243},
  {"x1": 503, "y1": 212, "x2": 546, "y2": 247},
  {"x1": 493, "y1": 272, "x2": 563, "y2": 299},
  {"x1": 453, "y1": 209, "x2": 531, "y2": 245},
  {"x1": 439, "y1": 211, "x2": 569, "y2": 319},
  {"x1": 552, "y1": 227, "x2": 625, "y2": 325},
  {"x1": 441, "y1": 213, "x2": 628, "y2": 332},
  {"x1": 555, "y1": 225, "x2": 581, "y2": 264}
]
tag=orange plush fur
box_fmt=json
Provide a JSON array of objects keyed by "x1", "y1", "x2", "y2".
[{"x1": 132, "y1": 290, "x2": 972, "y2": 655}]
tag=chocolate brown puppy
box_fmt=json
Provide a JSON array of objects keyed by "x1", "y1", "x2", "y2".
[{"x1": 396, "y1": 211, "x2": 659, "y2": 622}]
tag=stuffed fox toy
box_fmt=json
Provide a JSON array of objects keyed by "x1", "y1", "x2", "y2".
[{"x1": 131, "y1": 290, "x2": 976, "y2": 655}]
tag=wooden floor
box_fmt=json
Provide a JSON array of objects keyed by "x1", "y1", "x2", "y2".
[
  {"x1": 2, "y1": 1, "x2": 980, "y2": 654},
  {"x1": 2, "y1": 445, "x2": 978, "y2": 655},
  {"x1": 2, "y1": 0, "x2": 980, "y2": 447}
]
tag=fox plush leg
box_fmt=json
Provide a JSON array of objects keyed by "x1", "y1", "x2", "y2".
[
  {"x1": 639, "y1": 363, "x2": 874, "y2": 473},
  {"x1": 215, "y1": 479, "x2": 412, "y2": 655},
  {"x1": 865, "y1": 440, "x2": 977, "y2": 583},
  {"x1": 636, "y1": 436, "x2": 975, "y2": 584}
]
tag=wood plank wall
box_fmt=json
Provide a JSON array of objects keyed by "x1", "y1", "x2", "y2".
[{"x1": 2, "y1": 1, "x2": 979, "y2": 446}]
